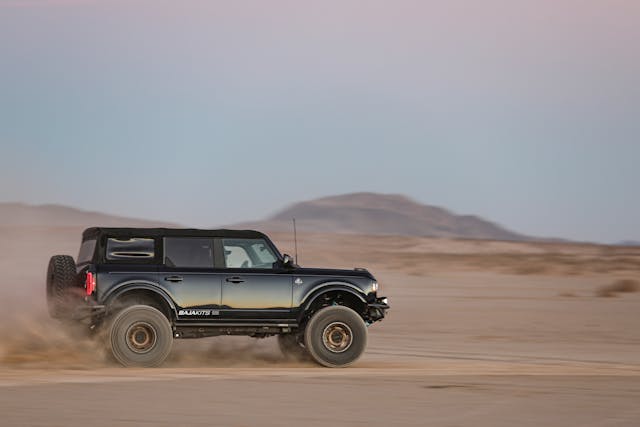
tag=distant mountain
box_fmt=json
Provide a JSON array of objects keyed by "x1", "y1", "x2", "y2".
[
  {"x1": 236, "y1": 193, "x2": 529, "y2": 241},
  {"x1": 2, "y1": 194, "x2": 531, "y2": 241},
  {"x1": 617, "y1": 240, "x2": 640, "y2": 247},
  {"x1": 0, "y1": 202, "x2": 176, "y2": 228}
]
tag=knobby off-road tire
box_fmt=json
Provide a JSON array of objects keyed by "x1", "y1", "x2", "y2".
[
  {"x1": 107, "y1": 305, "x2": 173, "y2": 367},
  {"x1": 46, "y1": 255, "x2": 78, "y2": 319},
  {"x1": 304, "y1": 306, "x2": 367, "y2": 368},
  {"x1": 277, "y1": 333, "x2": 310, "y2": 361}
]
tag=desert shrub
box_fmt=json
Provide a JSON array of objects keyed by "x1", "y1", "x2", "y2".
[
  {"x1": 596, "y1": 279, "x2": 640, "y2": 297},
  {"x1": 558, "y1": 291, "x2": 577, "y2": 297}
]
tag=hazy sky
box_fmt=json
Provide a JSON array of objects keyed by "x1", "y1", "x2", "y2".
[{"x1": 1, "y1": 0, "x2": 638, "y2": 243}]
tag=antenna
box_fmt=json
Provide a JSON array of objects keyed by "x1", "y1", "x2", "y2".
[{"x1": 293, "y1": 217, "x2": 298, "y2": 265}]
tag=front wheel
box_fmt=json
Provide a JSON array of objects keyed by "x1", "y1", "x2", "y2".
[
  {"x1": 107, "y1": 305, "x2": 173, "y2": 367},
  {"x1": 304, "y1": 306, "x2": 367, "y2": 368}
]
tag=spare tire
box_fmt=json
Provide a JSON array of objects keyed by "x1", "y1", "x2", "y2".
[{"x1": 46, "y1": 255, "x2": 79, "y2": 319}]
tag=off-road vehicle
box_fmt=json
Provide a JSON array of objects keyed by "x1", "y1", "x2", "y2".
[{"x1": 46, "y1": 228, "x2": 389, "y2": 367}]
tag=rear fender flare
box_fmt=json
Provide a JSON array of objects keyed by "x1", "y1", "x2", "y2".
[{"x1": 103, "y1": 281, "x2": 177, "y2": 317}]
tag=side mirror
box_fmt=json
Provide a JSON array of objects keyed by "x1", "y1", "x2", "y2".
[{"x1": 282, "y1": 254, "x2": 296, "y2": 268}]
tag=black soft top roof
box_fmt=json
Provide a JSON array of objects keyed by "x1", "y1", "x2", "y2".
[{"x1": 82, "y1": 227, "x2": 269, "y2": 241}]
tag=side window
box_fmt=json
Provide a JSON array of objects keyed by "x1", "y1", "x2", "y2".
[
  {"x1": 106, "y1": 238, "x2": 155, "y2": 261},
  {"x1": 224, "y1": 245, "x2": 252, "y2": 268},
  {"x1": 222, "y1": 238, "x2": 278, "y2": 269},
  {"x1": 250, "y1": 241, "x2": 278, "y2": 265},
  {"x1": 164, "y1": 237, "x2": 214, "y2": 268},
  {"x1": 77, "y1": 239, "x2": 97, "y2": 264}
]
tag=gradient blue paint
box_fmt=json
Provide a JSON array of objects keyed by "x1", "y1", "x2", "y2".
[{"x1": 1, "y1": 0, "x2": 638, "y2": 242}]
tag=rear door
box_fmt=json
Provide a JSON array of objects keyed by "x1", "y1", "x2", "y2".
[
  {"x1": 158, "y1": 237, "x2": 222, "y2": 321},
  {"x1": 218, "y1": 237, "x2": 293, "y2": 320}
]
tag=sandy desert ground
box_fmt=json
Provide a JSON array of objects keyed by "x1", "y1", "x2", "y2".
[{"x1": 1, "y1": 226, "x2": 639, "y2": 426}]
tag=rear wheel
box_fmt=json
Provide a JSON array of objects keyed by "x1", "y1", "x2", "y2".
[
  {"x1": 304, "y1": 306, "x2": 367, "y2": 368},
  {"x1": 46, "y1": 255, "x2": 79, "y2": 319},
  {"x1": 277, "y1": 333, "x2": 310, "y2": 361},
  {"x1": 107, "y1": 305, "x2": 173, "y2": 367}
]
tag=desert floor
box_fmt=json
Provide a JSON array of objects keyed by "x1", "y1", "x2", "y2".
[{"x1": 1, "y1": 227, "x2": 639, "y2": 426}]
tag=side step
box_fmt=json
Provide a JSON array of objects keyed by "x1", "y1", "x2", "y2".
[{"x1": 173, "y1": 322, "x2": 299, "y2": 339}]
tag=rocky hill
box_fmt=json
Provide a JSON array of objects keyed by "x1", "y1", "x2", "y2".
[{"x1": 237, "y1": 193, "x2": 529, "y2": 241}]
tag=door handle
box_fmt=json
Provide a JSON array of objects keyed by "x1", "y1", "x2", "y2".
[
  {"x1": 164, "y1": 275, "x2": 183, "y2": 283},
  {"x1": 225, "y1": 276, "x2": 245, "y2": 284}
]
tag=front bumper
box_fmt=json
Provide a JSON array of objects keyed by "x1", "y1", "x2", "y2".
[{"x1": 366, "y1": 296, "x2": 389, "y2": 323}]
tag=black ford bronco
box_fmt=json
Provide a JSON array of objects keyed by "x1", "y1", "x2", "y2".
[{"x1": 46, "y1": 228, "x2": 389, "y2": 367}]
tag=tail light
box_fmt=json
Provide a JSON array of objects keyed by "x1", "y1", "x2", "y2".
[{"x1": 85, "y1": 271, "x2": 96, "y2": 296}]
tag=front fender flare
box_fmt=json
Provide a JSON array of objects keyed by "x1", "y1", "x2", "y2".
[{"x1": 300, "y1": 282, "x2": 368, "y2": 314}]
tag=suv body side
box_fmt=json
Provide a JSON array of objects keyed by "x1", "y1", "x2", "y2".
[{"x1": 78, "y1": 228, "x2": 385, "y2": 330}]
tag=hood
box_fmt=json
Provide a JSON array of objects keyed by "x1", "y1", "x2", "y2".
[{"x1": 292, "y1": 267, "x2": 375, "y2": 280}]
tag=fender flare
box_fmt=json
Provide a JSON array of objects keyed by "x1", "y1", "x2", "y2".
[
  {"x1": 103, "y1": 281, "x2": 177, "y2": 317},
  {"x1": 300, "y1": 282, "x2": 368, "y2": 314}
]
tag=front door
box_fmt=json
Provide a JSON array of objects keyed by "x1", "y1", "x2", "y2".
[
  {"x1": 159, "y1": 237, "x2": 222, "y2": 321},
  {"x1": 219, "y1": 237, "x2": 293, "y2": 320}
]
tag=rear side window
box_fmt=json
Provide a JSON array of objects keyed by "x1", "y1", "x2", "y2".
[
  {"x1": 106, "y1": 238, "x2": 155, "y2": 261},
  {"x1": 77, "y1": 239, "x2": 96, "y2": 265},
  {"x1": 164, "y1": 237, "x2": 214, "y2": 268}
]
